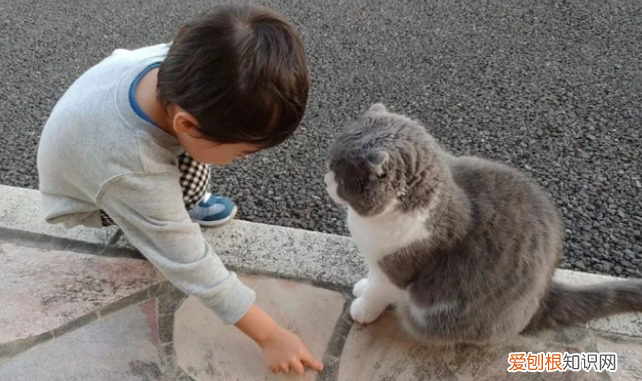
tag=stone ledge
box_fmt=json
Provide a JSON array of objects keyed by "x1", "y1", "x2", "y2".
[
  {"x1": 0, "y1": 184, "x2": 118, "y2": 245},
  {"x1": 116, "y1": 219, "x2": 366, "y2": 290},
  {"x1": 1, "y1": 184, "x2": 641, "y2": 339}
]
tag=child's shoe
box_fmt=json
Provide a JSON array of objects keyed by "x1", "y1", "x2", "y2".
[{"x1": 188, "y1": 192, "x2": 238, "y2": 226}]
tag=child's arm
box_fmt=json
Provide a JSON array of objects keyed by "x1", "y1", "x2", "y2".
[
  {"x1": 235, "y1": 304, "x2": 324, "y2": 375},
  {"x1": 98, "y1": 173, "x2": 255, "y2": 322},
  {"x1": 97, "y1": 173, "x2": 323, "y2": 375}
]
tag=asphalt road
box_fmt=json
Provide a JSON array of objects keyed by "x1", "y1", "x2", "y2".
[{"x1": 0, "y1": 0, "x2": 640, "y2": 277}]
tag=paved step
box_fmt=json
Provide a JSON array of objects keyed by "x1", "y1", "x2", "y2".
[
  {"x1": 0, "y1": 299, "x2": 163, "y2": 381},
  {"x1": 0, "y1": 242, "x2": 164, "y2": 356},
  {"x1": 174, "y1": 274, "x2": 346, "y2": 381},
  {"x1": 339, "y1": 312, "x2": 609, "y2": 381}
]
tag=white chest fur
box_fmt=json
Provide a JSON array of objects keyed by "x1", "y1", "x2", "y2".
[{"x1": 347, "y1": 206, "x2": 431, "y2": 264}]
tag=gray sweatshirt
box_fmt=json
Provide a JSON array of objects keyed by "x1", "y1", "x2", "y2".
[{"x1": 37, "y1": 43, "x2": 255, "y2": 324}]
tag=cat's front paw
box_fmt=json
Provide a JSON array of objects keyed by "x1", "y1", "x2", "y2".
[
  {"x1": 352, "y1": 278, "x2": 368, "y2": 298},
  {"x1": 350, "y1": 297, "x2": 382, "y2": 324}
]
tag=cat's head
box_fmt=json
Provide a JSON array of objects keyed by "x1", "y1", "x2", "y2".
[{"x1": 325, "y1": 103, "x2": 443, "y2": 217}]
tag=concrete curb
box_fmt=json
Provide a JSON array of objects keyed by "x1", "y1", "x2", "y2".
[
  {"x1": 0, "y1": 185, "x2": 119, "y2": 245},
  {"x1": 1, "y1": 184, "x2": 640, "y2": 337}
]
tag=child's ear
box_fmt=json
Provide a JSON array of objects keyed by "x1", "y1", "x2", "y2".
[{"x1": 173, "y1": 109, "x2": 200, "y2": 136}]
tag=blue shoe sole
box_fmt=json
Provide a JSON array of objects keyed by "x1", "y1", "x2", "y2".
[{"x1": 193, "y1": 205, "x2": 238, "y2": 227}]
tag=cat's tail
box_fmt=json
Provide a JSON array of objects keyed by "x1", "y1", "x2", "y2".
[{"x1": 523, "y1": 280, "x2": 642, "y2": 332}]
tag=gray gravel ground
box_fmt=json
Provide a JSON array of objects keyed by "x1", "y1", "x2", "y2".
[{"x1": 0, "y1": 0, "x2": 640, "y2": 277}]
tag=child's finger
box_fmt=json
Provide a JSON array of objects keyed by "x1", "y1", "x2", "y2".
[
  {"x1": 291, "y1": 360, "x2": 305, "y2": 375},
  {"x1": 302, "y1": 353, "x2": 324, "y2": 371},
  {"x1": 280, "y1": 363, "x2": 291, "y2": 374}
]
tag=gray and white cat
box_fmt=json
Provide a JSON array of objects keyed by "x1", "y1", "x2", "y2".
[{"x1": 325, "y1": 103, "x2": 642, "y2": 344}]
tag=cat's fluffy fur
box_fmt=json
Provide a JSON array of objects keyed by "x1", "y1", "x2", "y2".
[{"x1": 325, "y1": 103, "x2": 642, "y2": 344}]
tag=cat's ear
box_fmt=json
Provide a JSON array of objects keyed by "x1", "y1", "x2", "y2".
[
  {"x1": 366, "y1": 150, "x2": 389, "y2": 176},
  {"x1": 368, "y1": 103, "x2": 387, "y2": 113}
]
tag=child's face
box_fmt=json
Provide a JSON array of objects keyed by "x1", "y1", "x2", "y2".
[{"x1": 171, "y1": 108, "x2": 261, "y2": 165}]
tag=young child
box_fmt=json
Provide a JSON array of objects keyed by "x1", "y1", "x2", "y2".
[{"x1": 37, "y1": 4, "x2": 322, "y2": 376}]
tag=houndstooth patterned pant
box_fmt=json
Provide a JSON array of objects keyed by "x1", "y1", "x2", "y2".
[{"x1": 100, "y1": 151, "x2": 211, "y2": 227}]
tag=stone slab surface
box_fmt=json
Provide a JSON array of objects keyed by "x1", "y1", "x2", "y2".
[
  {"x1": 338, "y1": 312, "x2": 601, "y2": 381},
  {"x1": 0, "y1": 299, "x2": 163, "y2": 381},
  {"x1": 554, "y1": 269, "x2": 642, "y2": 337},
  {"x1": 175, "y1": 274, "x2": 346, "y2": 381},
  {"x1": 118, "y1": 219, "x2": 366, "y2": 288},
  {"x1": 0, "y1": 184, "x2": 118, "y2": 245},
  {"x1": 118, "y1": 224, "x2": 642, "y2": 341},
  {"x1": 0, "y1": 242, "x2": 164, "y2": 344},
  {"x1": 595, "y1": 333, "x2": 642, "y2": 381}
]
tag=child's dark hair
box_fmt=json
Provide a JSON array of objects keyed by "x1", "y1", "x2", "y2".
[{"x1": 157, "y1": 4, "x2": 309, "y2": 148}]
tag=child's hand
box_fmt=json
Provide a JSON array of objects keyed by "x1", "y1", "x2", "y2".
[
  {"x1": 235, "y1": 304, "x2": 324, "y2": 375},
  {"x1": 258, "y1": 325, "x2": 324, "y2": 375}
]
